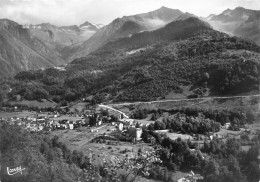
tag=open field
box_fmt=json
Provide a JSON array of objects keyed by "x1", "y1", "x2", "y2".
[
  {"x1": 166, "y1": 132, "x2": 194, "y2": 141},
  {"x1": 246, "y1": 122, "x2": 260, "y2": 131},
  {"x1": 0, "y1": 111, "x2": 36, "y2": 118},
  {"x1": 69, "y1": 102, "x2": 90, "y2": 112},
  {"x1": 8, "y1": 100, "x2": 57, "y2": 108},
  {"x1": 110, "y1": 95, "x2": 260, "y2": 113},
  {"x1": 134, "y1": 119, "x2": 155, "y2": 125},
  {"x1": 52, "y1": 115, "x2": 84, "y2": 121},
  {"x1": 216, "y1": 128, "x2": 243, "y2": 138},
  {"x1": 49, "y1": 125, "x2": 153, "y2": 165},
  {"x1": 135, "y1": 171, "x2": 189, "y2": 182},
  {"x1": 49, "y1": 125, "x2": 113, "y2": 147}
]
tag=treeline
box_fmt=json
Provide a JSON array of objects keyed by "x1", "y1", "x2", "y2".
[
  {"x1": 201, "y1": 137, "x2": 260, "y2": 182},
  {"x1": 0, "y1": 123, "x2": 118, "y2": 181},
  {"x1": 0, "y1": 101, "x2": 56, "y2": 112},
  {"x1": 0, "y1": 123, "x2": 100, "y2": 182},
  {"x1": 148, "y1": 114, "x2": 221, "y2": 134},
  {"x1": 0, "y1": 123, "x2": 166, "y2": 182},
  {"x1": 141, "y1": 129, "x2": 260, "y2": 182},
  {"x1": 132, "y1": 107, "x2": 258, "y2": 131}
]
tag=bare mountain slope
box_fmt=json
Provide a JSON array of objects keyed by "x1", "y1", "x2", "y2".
[
  {"x1": 0, "y1": 19, "x2": 65, "y2": 77},
  {"x1": 207, "y1": 7, "x2": 260, "y2": 45},
  {"x1": 66, "y1": 6, "x2": 185, "y2": 61},
  {"x1": 24, "y1": 21, "x2": 103, "y2": 59}
]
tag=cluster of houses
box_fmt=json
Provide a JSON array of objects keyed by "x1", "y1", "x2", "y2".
[
  {"x1": 0, "y1": 108, "x2": 146, "y2": 140},
  {"x1": 116, "y1": 118, "x2": 150, "y2": 140},
  {"x1": 1, "y1": 105, "x2": 152, "y2": 142},
  {"x1": 0, "y1": 112, "x2": 89, "y2": 132}
]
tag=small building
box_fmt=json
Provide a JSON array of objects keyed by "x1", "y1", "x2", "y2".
[
  {"x1": 213, "y1": 133, "x2": 223, "y2": 139},
  {"x1": 136, "y1": 128, "x2": 142, "y2": 140},
  {"x1": 225, "y1": 122, "x2": 231, "y2": 129},
  {"x1": 98, "y1": 120, "x2": 102, "y2": 126},
  {"x1": 148, "y1": 136, "x2": 156, "y2": 144},
  {"x1": 118, "y1": 123, "x2": 124, "y2": 131},
  {"x1": 128, "y1": 127, "x2": 142, "y2": 140},
  {"x1": 68, "y1": 124, "x2": 74, "y2": 130}
]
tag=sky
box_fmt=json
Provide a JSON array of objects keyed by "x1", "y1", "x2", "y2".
[{"x1": 0, "y1": 0, "x2": 259, "y2": 26}]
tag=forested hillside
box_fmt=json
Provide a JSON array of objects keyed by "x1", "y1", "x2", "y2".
[{"x1": 5, "y1": 17, "x2": 260, "y2": 103}]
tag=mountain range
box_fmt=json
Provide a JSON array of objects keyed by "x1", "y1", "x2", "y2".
[
  {"x1": 65, "y1": 16, "x2": 259, "y2": 102},
  {"x1": 0, "y1": 6, "x2": 259, "y2": 80},
  {"x1": 0, "y1": 19, "x2": 66, "y2": 78},
  {"x1": 206, "y1": 7, "x2": 260, "y2": 45},
  {"x1": 0, "y1": 20, "x2": 103, "y2": 77},
  {"x1": 66, "y1": 6, "x2": 196, "y2": 61},
  {"x1": 12, "y1": 15, "x2": 260, "y2": 103}
]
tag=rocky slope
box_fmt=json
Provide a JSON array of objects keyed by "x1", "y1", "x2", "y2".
[
  {"x1": 0, "y1": 19, "x2": 104, "y2": 78},
  {"x1": 66, "y1": 6, "x2": 186, "y2": 61},
  {"x1": 0, "y1": 19, "x2": 66, "y2": 78}
]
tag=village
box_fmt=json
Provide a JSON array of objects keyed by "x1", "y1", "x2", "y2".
[
  {"x1": 1, "y1": 101, "x2": 259, "y2": 182},
  {"x1": 0, "y1": 103, "x2": 148, "y2": 141},
  {"x1": 1, "y1": 101, "x2": 257, "y2": 147}
]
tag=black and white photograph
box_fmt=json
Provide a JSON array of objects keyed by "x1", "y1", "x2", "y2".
[{"x1": 0, "y1": 0, "x2": 259, "y2": 181}]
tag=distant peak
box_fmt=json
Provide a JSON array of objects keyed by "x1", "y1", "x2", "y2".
[
  {"x1": 235, "y1": 6, "x2": 245, "y2": 10},
  {"x1": 158, "y1": 6, "x2": 173, "y2": 11},
  {"x1": 38, "y1": 23, "x2": 56, "y2": 29},
  {"x1": 79, "y1": 21, "x2": 93, "y2": 27},
  {"x1": 224, "y1": 8, "x2": 231, "y2": 12},
  {"x1": 0, "y1": 19, "x2": 20, "y2": 29},
  {"x1": 160, "y1": 6, "x2": 167, "y2": 9},
  {"x1": 0, "y1": 19, "x2": 19, "y2": 26}
]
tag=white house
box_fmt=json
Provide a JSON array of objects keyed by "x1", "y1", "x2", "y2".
[
  {"x1": 68, "y1": 124, "x2": 74, "y2": 130},
  {"x1": 98, "y1": 120, "x2": 102, "y2": 126},
  {"x1": 225, "y1": 122, "x2": 231, "y2": 129},
  {"x1": 118, "y1": 123, "x2": 124, "y2": 131},
  {"x1": 136, "y1": 128, "x2": 142, "y2": 140}
]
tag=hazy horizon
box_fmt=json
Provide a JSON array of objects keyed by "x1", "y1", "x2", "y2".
[{"x1": 0, "y1": 0, "x2": 259, "y2": 26}]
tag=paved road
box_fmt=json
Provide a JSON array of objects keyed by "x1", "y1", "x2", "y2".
[
  {"x1": 99, "y1": 94, "x2": 260, "y2": 118},
  {"x1": 98, "y1": 104, "x2": 129, "y2": 118},
  {"x1": 108, "y1": 94, "x2": 260, "y2": 106}
]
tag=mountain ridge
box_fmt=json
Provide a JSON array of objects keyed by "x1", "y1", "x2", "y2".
[
  {"x1": 0, "y1": 6, "x2": 259, "y2": 79},
  {"x1": 0, "y1": 19, "x2": 66, "y2": 78},
  {"x1": 206, "y1": 7, "x2": 260, "y2": 45},
  {"x1": 12, "y1": 16, "x2": 260, "y2": 103},
  {"x1": 66, "y1": 6, "x2": 186, "y2": 61}
]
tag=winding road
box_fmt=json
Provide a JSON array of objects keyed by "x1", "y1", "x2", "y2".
[
  {"x1": 108, "y1": 94, "x2": 260, "y2": 106},
  {"x1": 98, "y1": 104, "x2": 129, "y2": 118},
  {"x1": 99, "y1": 94, "x2": 260, "y2": 117}
]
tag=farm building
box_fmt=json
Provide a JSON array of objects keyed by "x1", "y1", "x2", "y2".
[{"x1": 128, "y1": 127, "x2": 142, "y2": 140}]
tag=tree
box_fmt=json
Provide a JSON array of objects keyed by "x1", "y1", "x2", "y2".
[
  {"x1": 154, "y1": 121, "x2": 166, "y2": 130},
  {"x1": 201, "y1": 159, "x2": 220, "y2": 181},
  {"x1": 151, "y1": 113, "x2": 157, "y2": 121},
  {"x1": 148, "y1": 123, "x2": 154, "y2": 131},
  {"x1": 89, "y1": 115, "x2": 97, "y2": 126},
  {"x1": 100, "y1": 148, "x2": 162, "y2": 182},
  {"x1": 141, "y1": 130, "x2": 149, "y2": 143},
  {"x1": 0, "y1": 89, "x2": 5, "y2": 102},
  {"x1": 101, "y1": 109, "x2": 109, "y2": 117}
]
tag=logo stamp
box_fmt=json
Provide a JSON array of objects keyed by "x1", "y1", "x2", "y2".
[{"x1": 7, "y1": 166, "x2": 26, "y2": 175}]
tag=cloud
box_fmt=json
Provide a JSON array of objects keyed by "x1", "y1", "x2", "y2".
[
  {"x1": 233, "y1": 0, "x2": 254, "y2": 2},
  {"x1": 0, "y1": 0, "x2": 259, "y2": 26}
]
